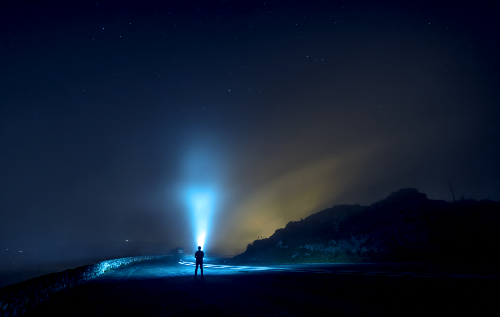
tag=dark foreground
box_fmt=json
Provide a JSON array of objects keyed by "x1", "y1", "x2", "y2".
[{"x1": 25, "y1": 257, "x2": 499, "y2": 316}]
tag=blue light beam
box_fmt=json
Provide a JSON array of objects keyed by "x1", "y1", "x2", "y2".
[{"x1": 186, "y1": 189, "x2": 215, "y2": 251}]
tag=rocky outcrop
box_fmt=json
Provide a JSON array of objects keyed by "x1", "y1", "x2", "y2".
[
  {"x1": 0, "y1": 255, "x2": 167, "y2": 316},
  {"x1": 234, "y1": 188, "x2": 500, "y2": 263}
]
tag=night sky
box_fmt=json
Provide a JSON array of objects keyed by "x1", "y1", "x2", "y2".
[{"x1": 1, "y1": 0, "x2": 499, "y2": 265}]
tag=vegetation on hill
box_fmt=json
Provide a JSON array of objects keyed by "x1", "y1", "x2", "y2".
[{"x1": 233, "y1": 188, "x2": 500, "y2": 264}]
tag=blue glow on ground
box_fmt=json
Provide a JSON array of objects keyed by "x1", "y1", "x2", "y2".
[{"x1": 179, "y1": 260, "x2": 275, "y2": 271}]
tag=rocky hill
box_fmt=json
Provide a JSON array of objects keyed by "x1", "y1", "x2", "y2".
[{"x1": 233, "y1": 188, "x2": 500, "y2": 264}]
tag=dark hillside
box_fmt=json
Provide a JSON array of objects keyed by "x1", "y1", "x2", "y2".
[{"x1": 234, "y1": 188, "x2": 500, "y2": 265}]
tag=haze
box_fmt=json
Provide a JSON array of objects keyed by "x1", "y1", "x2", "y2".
[{"x1": 1, "y1": 0, "x2": 498, "y2": 268}]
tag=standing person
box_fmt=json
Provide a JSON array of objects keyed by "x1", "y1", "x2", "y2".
[{"x1": 194, "y1": 246, "x2": 204, "y2": 279}]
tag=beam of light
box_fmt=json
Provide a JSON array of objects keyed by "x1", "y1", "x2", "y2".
[
  {"x1": 186, "y1": 189, "x2": 215, "y2": 252},
  {"x1": 197, "y1": 231, "x2": 206, "y2": 251},
  {"x1": 180, "y1": 142, "x2": 222, "y2": 253}
]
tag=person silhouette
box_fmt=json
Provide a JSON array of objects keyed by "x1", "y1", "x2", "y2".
[{"x1": 194, "y1": 246, "x2": 204, "y2": 279}]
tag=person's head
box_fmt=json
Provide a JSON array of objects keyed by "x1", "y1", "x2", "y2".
[{"x1": 198, "y1": 246, "x2": 201, "y2": 250}]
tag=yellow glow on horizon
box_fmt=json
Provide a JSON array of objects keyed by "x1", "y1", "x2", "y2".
[{"x1": 223, "y1": 146, "x2": 376, "y2": 254}]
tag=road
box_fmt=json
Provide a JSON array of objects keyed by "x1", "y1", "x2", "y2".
[
  {"x1": 180, "y1": 257, "x2": 499, "y2": 278},
  {"x1": 26, "y1": 257, "x2": 499, "y2": 316}
]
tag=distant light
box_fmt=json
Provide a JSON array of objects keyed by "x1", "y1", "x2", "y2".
[
  {"x1": 19, "y1": 251, "x2": 22, "y2": 252},
  {"x1": 125, "y1": 240, "x2": 128, "y2": 242}
]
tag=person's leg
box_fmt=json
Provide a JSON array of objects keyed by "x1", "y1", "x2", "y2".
[
  {"x1": 195, "y1": 263, "x2": 198, "y2": 278},
  {"x1": 200, "y1": 262, "x2": 203, "y2": 277}
]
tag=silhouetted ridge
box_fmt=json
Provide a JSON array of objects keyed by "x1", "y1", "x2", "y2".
[
  {"x1": 370, "y1": 188, "x2": 427, "y2": 208},
  {"x1": 234, "y1": 188, "x2": 500, "y2": 264}
]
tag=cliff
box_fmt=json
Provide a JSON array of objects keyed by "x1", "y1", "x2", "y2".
[{"x1": 234, "y1": 188, "x2": 500, "y2": 263}]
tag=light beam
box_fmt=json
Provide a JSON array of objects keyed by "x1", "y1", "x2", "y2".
[{"x1": 186, "y1": 189, "x2": 215, "y2": 251}]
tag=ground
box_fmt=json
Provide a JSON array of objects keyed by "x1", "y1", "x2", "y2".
[{"x1": 25, "y1": 257, "x2": 499, "y2": 316}]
